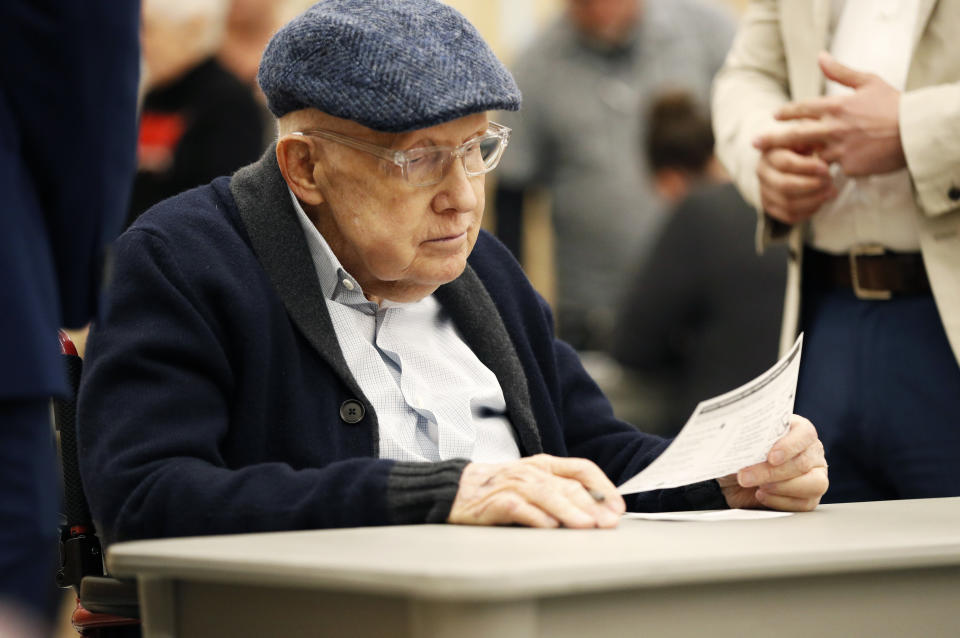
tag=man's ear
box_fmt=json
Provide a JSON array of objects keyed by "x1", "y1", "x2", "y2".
[{"x1": 276, "y1": 136, "x2": 325, "y2": 206}]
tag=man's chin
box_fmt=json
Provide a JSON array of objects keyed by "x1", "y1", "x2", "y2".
[
  {"x1": 375, "y1": 260, "x2": 469, "y2": 303},
  {"x1": 430, "y1": 259, "x2": 469, "y2": 287}
]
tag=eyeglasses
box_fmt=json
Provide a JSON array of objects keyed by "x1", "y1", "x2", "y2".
[{"x1": 290, "y1": 122, "x2": 511, "y2": 187}]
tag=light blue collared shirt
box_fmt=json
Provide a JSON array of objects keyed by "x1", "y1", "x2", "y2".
[{"x1": 289, "y1": 190, "x2": 522, "y2": 463}]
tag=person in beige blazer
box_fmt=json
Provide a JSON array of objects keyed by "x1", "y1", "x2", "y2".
[{"x1": 713, "y1": 0, "x2": 960, "y2": 503}]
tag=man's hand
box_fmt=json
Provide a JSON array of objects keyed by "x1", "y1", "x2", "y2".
[
  {"x1": 718, "y1": 415, "x2": 828, "y2": 512},
  {"x1": 754, "y1": 52, "x2": 906, "y2": 177},
  {"x1": 756, "y1": 147, "x2": 836, "y2": 225},
  {"x1": 448, "y1": 454, "x2": 626, "y2": 528}
]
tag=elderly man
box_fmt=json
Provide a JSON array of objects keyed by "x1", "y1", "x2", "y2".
[{"x1": 78, "y1": 0, "x2": 827, "y2": 543}]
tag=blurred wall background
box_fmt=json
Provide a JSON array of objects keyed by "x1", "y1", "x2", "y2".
[{"x1": 280, "y1": 0, "x2": 747, "y2": 64}]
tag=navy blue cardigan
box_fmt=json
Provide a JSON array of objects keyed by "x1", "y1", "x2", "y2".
[{"x1": 78, "y1": 151, "x2": 723, "y2": 542}]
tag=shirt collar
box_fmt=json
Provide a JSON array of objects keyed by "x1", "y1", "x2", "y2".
[{"x1": 287, "y1": 188, "x2": 371, "y2": 308}]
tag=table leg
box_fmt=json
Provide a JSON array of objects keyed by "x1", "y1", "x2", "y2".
[{"x1": 138, "y1": 577, "x2": 177, "y2": 638}]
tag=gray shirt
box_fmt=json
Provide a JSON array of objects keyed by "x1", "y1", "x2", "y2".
[{"x1": 497, "y1": 0, "x2": 735, "y2": 345}]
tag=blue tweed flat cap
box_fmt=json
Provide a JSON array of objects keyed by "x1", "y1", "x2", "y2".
[{"x1": 258, "y1": 0, "x2": 521, "y2": 132}]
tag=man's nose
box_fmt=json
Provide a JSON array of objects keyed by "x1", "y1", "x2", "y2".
[{"x1": 433, "y1": 156, "x2": 479, "y2": 213}]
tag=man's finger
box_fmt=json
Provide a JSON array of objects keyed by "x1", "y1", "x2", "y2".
[
  {"x1": 764, "y1": 148, "x2": 831, "y2": 177},
  {"x1": 754, "y1": 122, "x2": 835, "y2": 151},
  {"x1": 557, "y1": 476, "x2": 620, "y2": 526},
  {"x1": 818, "y1": 50, "x2": 872, "y2": 89},
  {"x1": 768, "y1": 416, "x2": 819, "y2": 465},
  {"x1": 778, "y1": 187, "x2": 837, "y2": 218},
  {"x1": 735, "y1": 416, "x2": 820, "y2": 485},
  {"x1": 761, "y1": 183, "x2": 836, "y2": 224},
  {"x1": 739, "y1": 439, "x2": 826, "y2": 486},
  {"x1": 775, "y1": 96, "x2": 840, "y2": 121},
  {"x1": 758, "y1": 160, "x2": 832, "y2": 197},
  {"x1": 538, "y1": 455, "x2": 626, "y2": 515},
  {"x1": 520, "y1": 476, "x2": 613, "y2": 528},
  {"x1": 755, "y1": 488, "x2": 822, "y2": 512},
  {"x1": 759, "y1": 467, "x2": 830, "y2": 499},
  {"x1": 481, "y1": 494, "x2": 560, "y2": 528}
]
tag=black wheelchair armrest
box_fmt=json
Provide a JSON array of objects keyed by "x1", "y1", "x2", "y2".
[{"x1": 80, "y1": 575, "x2": 142, "y2": 619}]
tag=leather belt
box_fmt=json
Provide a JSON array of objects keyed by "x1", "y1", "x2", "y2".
[{"x1": 804, "y1": 245, "x2": 930, "y2": 300}]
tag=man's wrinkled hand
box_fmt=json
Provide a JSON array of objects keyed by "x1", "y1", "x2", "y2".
[
  {"x1": 448, "y1": 454, "x2": 626, "y2": 528},
  {"x1": 718, "y1": 415, "x2": 828, "y2": 512},
  {"x1": 754, "y1": 52, "x2": 906, "y2": 178}
]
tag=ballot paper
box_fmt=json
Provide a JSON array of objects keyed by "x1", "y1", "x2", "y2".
[
  {"x1": 618, "y1": 334, "x2": 804, "y2": 495},
  {"x1": 624, "y1": 509, "x2": 792, "y2": 522}
]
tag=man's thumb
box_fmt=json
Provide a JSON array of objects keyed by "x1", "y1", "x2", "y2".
[{"x1": 819, "y1": 51, "x2": 871, "y2": 88}]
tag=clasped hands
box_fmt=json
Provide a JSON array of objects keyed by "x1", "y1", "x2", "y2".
[
  {"x1": 447, "y1": 415, "x2": 828, "y2": 528},
  {"x1": 752, "y1": 51, "x2": 906, "y2": 225}
]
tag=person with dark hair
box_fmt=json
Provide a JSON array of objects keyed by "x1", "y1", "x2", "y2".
[
  {"x1": 78, "y1": 0, "x2": 827, "y2": 547},
  {"x1": 612, "y1": 91, "x2": 787, "y2": 435},
  {"x1": 644, "y1": 90, "x2": 726, "y2": 202}
]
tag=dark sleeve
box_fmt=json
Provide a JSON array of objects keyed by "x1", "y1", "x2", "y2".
[
  {"x1": 493, "y1": 184, "x2": 526, "y2": 262},
  {"x1": 1, "y1": 0, "x2": 140, "y2": 326},
  {"x1": 553, "y1": 335, "x2": 726, "y2": 512},
  {"x1": 78, "y1": 228, "x2": 466, "y2": 542},
  {"x1": 611, "y1": 205, "x2": 704, "y2": 372}
]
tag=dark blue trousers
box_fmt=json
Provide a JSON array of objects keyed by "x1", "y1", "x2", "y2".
[
  {"x1": 0, "y1": 400, "x2": 59, "y2": 624},
  {"x1": 794, "y1": 284, "x2": 960, "y2": 503}
]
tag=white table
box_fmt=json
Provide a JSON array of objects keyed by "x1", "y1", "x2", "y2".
[{"x1": 108, "y1": 497, "x2": 960, "y2": 638}]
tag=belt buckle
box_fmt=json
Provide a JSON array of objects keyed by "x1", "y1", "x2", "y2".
[{"x1": 849, "y1": 244, "x2": 892, "y2": 300}]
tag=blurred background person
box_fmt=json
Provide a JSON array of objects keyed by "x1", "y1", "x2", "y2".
[
  {"x1": 218, "y1": 0, "x2": 281, "y2": 89},
  {"x1": 129, "y1": 0, "x2": 266, "y2": 225},
  {"x1": 218, "y1": 0, "x2": 283, "y2": 149},
  {"x1": 494, "y1": 0, "x2": 736, "y2": 351},
  {"x1": 0, "y1": 1, "x2": 139, "y2": 635},
  {"x1": 612, "y1": 91, "x2": 786, "y2": 435}
]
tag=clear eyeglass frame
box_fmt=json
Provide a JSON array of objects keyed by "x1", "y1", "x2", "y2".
[{"x1": 289, "y1": 121, "x2": 511, "y2": 187}]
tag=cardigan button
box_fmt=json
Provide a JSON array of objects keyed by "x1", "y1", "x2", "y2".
[
  {"x1": 339, "y1": 400, "x2": 365, "y2": 424},
  {"x1": 948, "y1": 185, "x2": 960, "y2": 201}
]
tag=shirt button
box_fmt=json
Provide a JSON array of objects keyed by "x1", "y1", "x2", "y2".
[
  {"x1": 342, "y1": 279, "x2": 355, "y2": 291},
  {"x1": 948, "y1": 186, "x2": 960, "y2": 201},
  {"x1": 339, "y1": 400, "x2": 365, "y2": 424}
]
